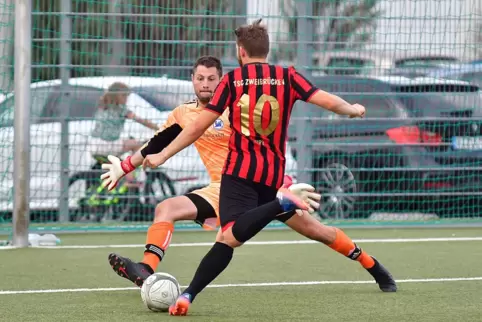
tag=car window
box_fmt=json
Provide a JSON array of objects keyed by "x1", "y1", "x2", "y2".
[
  {"x1": 460, "y1": 72, "x2": 482, "y2": 88},
  {"x1": 48, "y1": 86, "x2": 104, "y2": 120},
  {"x1": 398, "y1": 94, "x2": 482, "y2": 117},
  {"x1": 132, "y1": 85, "x2": 194, "y2": 112},
  {"x1": 394, "y1": 84, "x2": 482, "y2": 117},
  {"x1": 306, "y1": 95, "x2": 398, "y2": 119},
  {"x1": 325, "y1": 58, "x2": 374, "y2": 75},
  {"x1": 126, "y1": 93, "x2": 163, "y2": 121},
  {"x1": 70, "y1": 87, "x2": 104, "y2": 119},
  {"x1": 310, "y1": 78, "x2": 396, "y2": 118},
  {"x1": 0, "y1": 87, "x2": 56, "y2": 127},
  {"x1": 314, "y1": 78, "x2": 380, "y2": 94},
  {"x1": 344, "y1": 95, "x2": 398, "y2": 118},
  {"x1": 395, "y1": 57, "x2": 458, "y2": 68}
]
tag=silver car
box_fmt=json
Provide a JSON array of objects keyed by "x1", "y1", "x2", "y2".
[{"x1": 0, "y1": 76, "x2": 299, "y2": 216}]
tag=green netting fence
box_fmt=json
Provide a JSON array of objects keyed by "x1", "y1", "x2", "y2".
[{"x1": 1, "y1": 0, "x2": 481, "y2": 233}]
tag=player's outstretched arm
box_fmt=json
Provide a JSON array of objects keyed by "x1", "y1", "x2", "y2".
[
  {"x1": 126, "y1": 111, "x2": 160, "y2": 131},
  {"x1": 134, "y1": 123, "x2": 183, "y2": 164},
  {"x1": 307, "y1": 90, "x2": 365, "y2": 118},
  {"x1": 142, "y1": 110, "x2": 219, "y2": 169},
  {"x1": 289, "y1": 66, "x2": 365, "y2": 118}
]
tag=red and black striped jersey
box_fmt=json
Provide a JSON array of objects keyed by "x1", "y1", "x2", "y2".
[{"x1": 205, "y1": 63, "x2": 319, "y2": 189}]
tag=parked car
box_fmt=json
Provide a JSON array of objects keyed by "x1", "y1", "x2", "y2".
[
  {"x1": 0, "y1": 76, "x2": 299, "y2": 218},
  {"x1": 313, "y1": 51, "x2": 462, "y2": 77},
  {"x1": 289, "y1": 75, "x2": 482, "y2": 219},
  {"x1": 426, "y1": 64, "x2": 482, "y2": 88}
]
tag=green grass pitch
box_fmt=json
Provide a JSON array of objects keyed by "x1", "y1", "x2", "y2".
[{"x1": 1, "y1": 228, "x2": 481, "y2": 321}]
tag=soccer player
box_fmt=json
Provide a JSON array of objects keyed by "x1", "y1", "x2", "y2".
[
  {"x1": 103, "y1": 56, "x2": 317, "y2": 285},
  {"x1": 103, "y1": 55, "x2": 396, "y2": 297},
  {"x1": 140, "y1": 20, "x2": 397, "y2": 316}
]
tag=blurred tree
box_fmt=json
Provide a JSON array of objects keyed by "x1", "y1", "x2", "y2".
[
  {"x1": 121, "y1": 0, "x2": 236, "y2": 79},
  {"x1": 31, "y1": 0, "x2": 238, "y2": 81},
  {"x1": 275, "y1": 0, "x2": 381, "y2": 62}
]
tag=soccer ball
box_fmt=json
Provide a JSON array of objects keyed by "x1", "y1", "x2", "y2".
[{"x1": 140, "y1": 272, "x2": 182, "y2": 312}]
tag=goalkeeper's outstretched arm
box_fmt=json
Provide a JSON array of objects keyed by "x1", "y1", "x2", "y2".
[{"x1": 130, "y1": 123, "x2": 183, "y2": 166}]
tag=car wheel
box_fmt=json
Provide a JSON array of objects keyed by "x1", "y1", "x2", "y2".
[{"x1": 315, "y1": 162, "x2": 358, "y2": 219}]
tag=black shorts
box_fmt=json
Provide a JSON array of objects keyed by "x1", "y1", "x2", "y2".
[
  {"x1": 184, "y1": 193, "x2": 217, "y2": 228},
  {"x1": 218, "y1": 174, "x2": 296, "y2": 227}
]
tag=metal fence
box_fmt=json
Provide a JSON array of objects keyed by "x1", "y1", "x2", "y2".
[{"x1": 3, "y1": 0, "x2": 482, "y2": 245}]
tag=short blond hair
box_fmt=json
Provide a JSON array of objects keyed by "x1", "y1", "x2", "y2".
[{"x1": 99, "y1": 82, "x2": 130, "y2": 107}]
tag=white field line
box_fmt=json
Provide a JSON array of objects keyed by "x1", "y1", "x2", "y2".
[
  {"x1": 1, "y1": 236, "x2": 482, "y2": 250},
  {"x1": 1, "y1": 276, "x2": 482, "y2": 295}
]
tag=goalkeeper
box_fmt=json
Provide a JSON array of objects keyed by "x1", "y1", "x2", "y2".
[{"x1": 101, "y1": 56, "x2": 396, "y2": 292}]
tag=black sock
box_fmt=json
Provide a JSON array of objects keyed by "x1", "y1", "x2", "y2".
[
  {"x1": 182, "y1": 242, "x2": 234, "y2": 302},
  {"x1": 231, "y1": 200, "x2": 282, "y2": 243}
]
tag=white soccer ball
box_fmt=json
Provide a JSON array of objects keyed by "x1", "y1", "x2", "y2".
[{"x1": 140, "y1": 272, "x2": 182, "y2": 312}]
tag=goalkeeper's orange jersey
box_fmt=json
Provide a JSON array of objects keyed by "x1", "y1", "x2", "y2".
[{"x1": 162, "y1": 99, "x2": 231, "y2": 183}]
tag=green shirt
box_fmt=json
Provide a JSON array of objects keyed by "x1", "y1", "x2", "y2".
[{"x1": 91, "y1": 104, "x2": 129, "y2": 141}]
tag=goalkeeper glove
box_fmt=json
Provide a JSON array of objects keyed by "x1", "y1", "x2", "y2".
[
  {"x1": 282, "y1": 175, "x2": 321, "y2": 216},
  {"x1": 100, "y1": 155, "x2": 136, "y2": 191}
]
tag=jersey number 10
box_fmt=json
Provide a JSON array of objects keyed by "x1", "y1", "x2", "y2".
[{"x1": 237, "y1": 94, "x2": 280, "y2": 137}]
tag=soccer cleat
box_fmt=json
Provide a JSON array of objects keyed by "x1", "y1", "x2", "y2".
[
  {"x1": 366, "y1": 257, "x2": 397, "y2": 292},
  {"x1": 276, "y1": 188, "x2": 310, "y2": 212},
  {"x1": 108, "y1": 253, "x2": 154, "y2": 287},
  {"x1": 169, "y1": 294, "x2": 192, "y2": 316}
]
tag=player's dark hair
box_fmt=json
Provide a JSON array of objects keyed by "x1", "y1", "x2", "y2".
[
  {"x1": 193, "y1": 56, "x2": 223, "y2": 77},
  {"x1": 234, "y1": 18, "x2": 269, "y2": 58}
]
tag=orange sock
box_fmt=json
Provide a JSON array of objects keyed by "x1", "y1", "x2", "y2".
[
  {"x1": 329, "y1": 228, "x2": 375, "y2": 269},
  {"x1": 142, "y1": 222, "x2": 174, "y2": 272}
]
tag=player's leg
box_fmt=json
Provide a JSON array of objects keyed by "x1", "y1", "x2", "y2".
[
  {"x1": 226, "y1": 177, "x2": 310, "y2": 244},
  {"x1": 169, "y1": 226, "x2": 225, "y2": 316},
  {"x1": 278, "y1": 212, "x2": 397, "y2": 292},
  {"x1": 169, "y1": 176, "x2": 312, "y2": 316},
  {"x1": 186, "y1": 185, "x2": 221, "y2": 231},
  {"x1": 109, "y1": 195, "x2": 199, "y2": 287},
  {"x1": 280, "y1": 211, "x2": 374, "y2": 266},
  {"x1": 170, "y1": 175, "x2": 259, "y2": 315},
  {"x1": 141, "y1": 192, "x2": 217, "y2": 271}
]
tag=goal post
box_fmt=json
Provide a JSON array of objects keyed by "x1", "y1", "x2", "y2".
[{"x1": 12, "y1": 0, "x2": 32, "y2": 247}]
